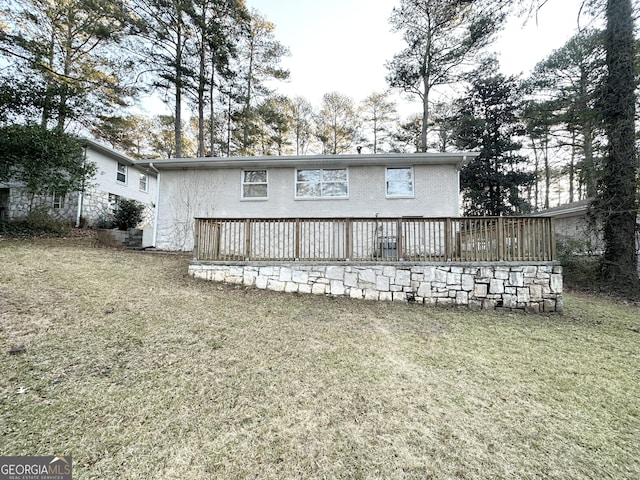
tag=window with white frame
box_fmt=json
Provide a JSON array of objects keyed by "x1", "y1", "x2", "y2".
[
  {"x1": 241, "y1": 170, "x2": 268, "y2": 199},
  {"x1": 52, "y1": 191, "x2": 65, "y2": 209},
  {"x1": 386, "y1": 167, "x2": 414, "y2": 197},
  {"x1": 117, "y1": 162, "x2": 127, "y2": 183},
  {"x1": 296, "y1": 168, "x2": 348, "y2": 198},
  {"x1": 139, "y1": 173, "x2": 148, "y2": 192},
  {"x1": 108, "y1": 193, "x2": 120, "y2": 212}
]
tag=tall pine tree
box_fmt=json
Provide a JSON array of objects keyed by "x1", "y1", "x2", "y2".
[
  {"x1": 455, "y1": 73, "x2": 535, "y2": 216},
  {"x1": 386, "y1": 0, "x2": 504, "y2": 151},
  {"x1": 595, "y1": 0, "x2": 639, "y2": 294}
]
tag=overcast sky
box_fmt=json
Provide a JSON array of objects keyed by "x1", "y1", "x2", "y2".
[{"x1": 246, "y1": 0, "x2": 592, "y2": 116}]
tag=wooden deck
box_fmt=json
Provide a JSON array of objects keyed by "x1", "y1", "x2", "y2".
[{"x1": 194, "y1": 216, "x2": 556, "y2": 263}]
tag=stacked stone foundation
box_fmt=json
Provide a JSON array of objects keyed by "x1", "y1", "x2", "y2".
[{"x1": 189, "y1": 262, "x2": 563, "y2": 313}]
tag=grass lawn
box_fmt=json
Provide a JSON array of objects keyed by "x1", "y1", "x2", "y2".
[{"x1": 1, "y1": 237, "x2": 639, "y2": 479}]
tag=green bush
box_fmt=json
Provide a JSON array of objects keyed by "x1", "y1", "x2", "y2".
[
  {"x1": 26, "y1": 207, "x2": 68, "y2": 231},
  {"x1": 557, "y1": 235, "x2": 597, "y2": 257},
  {"x1": 113, "y1": 199, "x2": 145, "y2": 230},
  {"x1": 0, "y1": 207, "x2": 70, "y2": 237},
  {"x1": 95, "y1": 214, "x2": 115, "y2": 229},
  {"x1": 557, "y1": 236, "x2": 600, "y2": 291}
]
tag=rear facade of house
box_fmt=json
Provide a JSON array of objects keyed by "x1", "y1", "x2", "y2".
[{"x1": 142, "y1": 152, "x2": 476, "y2": 252}]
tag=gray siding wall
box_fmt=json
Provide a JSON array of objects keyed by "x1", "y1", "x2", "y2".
[
  {"x1": 554, "y1": 215, "x2": 604, "y2": 253},
  {"x1": 156, "y1": 164, "x2": 461, "y2": 251}
]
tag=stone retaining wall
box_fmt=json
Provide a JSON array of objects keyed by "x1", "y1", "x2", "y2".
[{"x1": 189, "y1": 262, "x2": 563, "y2": 313}]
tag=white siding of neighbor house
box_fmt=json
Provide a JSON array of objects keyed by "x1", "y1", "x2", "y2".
[
  {"x1": 83, "y1": 147, "x2": 157, "y2": 229},
  {"x1": 0, "y1": 142, "x2": 157, "y2": 233},
  {"x1": 155, "y1": 163, "x2": 461, "y2": 251},
  {"x1": 87, "y1": 148, "x2": 157, "y2": 209}
]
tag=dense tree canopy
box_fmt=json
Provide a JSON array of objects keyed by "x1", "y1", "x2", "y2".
[
  {"x1": 455, "y1": 73, "x2": 535, "y2": 216},
  {"x1": 1, "y1": 0, "x2": 134, "y2": 130},
  {"x1": 0, "y1": 125, "x2": 96, "y2": 202},
  {"x1": 386, "y1": 0, "x2": 505, "y2": 151},
  {"x1": 315, "y1": 92, "x2": 360, "y2": 155},
  {"x1": 527, "y1": 30, "x2": 606, "y2": 203},
  {"x1": 359, "y1": 92, "x2": 397, "y2": 154}
]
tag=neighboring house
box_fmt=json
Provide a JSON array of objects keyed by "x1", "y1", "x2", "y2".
[
  {"x1": 0, "y1": 139, "x2": 157, "y2": 244},
  {"x1": 137, "y1": 152, "x2": 478, "y2": 251},
  {"x1": 534, "y1": 199, "x2": 640, "y2": 272},
  {"x1": 533, "y1": 199, "x2": 604, "y2": 253}
]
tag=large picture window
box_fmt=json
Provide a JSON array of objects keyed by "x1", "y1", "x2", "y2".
[
  {"x1": 242, "y1": 170, "x2": 268, "y2": 199},
  {"x1": 386, "y1": 167, "x2": 414, "y2": 197},
  {"x1": 296, "y1": 168, "x2": 348, "y2": 198}
]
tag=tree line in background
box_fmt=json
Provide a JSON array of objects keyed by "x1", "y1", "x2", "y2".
[
  {"x1": 1, "y1": 0, "x2": 638, "y2": 293},
  {"x1": 0, "y1": 0, "x2": 630, "y2": 209}
]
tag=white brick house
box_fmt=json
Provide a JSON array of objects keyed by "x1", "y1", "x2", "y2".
[{"x1": 137, "y1": 152, "x2": 478, "y2": 251}]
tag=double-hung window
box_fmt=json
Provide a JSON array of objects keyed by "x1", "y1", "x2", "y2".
[
  {"x1": 386, "y1": 167, "x2": 414, "y2": 197},
  {"x1": 139, "y1": 173, "x2": 148, "y2": 192},
  {"x1": 117, "y1": 162, "x2": 127, "y2": 184},
  {"x1": 52, "y1": 192, "x2": 65, "y2": 209},
  {"x1": 296, "y1": 168, "x2": 348, "y2": 198},
  {"x1": 242, "y1": 170, "x2": 268, "y2": 199},
  {"x1": 108, "y1": 193, "x2": 120, "y2": 212}
]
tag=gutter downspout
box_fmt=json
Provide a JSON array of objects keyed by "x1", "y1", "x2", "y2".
[
  {"x1": 76, "y1": 145, "x2": 88, "y2": 228},
  {"x1": 149, "y1": 162, "x2": 160, "y2": 248},
  {"x1": 456, "y1": 155, "x2": 466, "y2": 216},
  {"x1": 75, "y1": 190, "x2": 83, "y2": 228}
]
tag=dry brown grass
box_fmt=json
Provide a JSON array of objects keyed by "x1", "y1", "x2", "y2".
[{"x1": 1, "y1": 237, "x2": 639, "y2": 479}]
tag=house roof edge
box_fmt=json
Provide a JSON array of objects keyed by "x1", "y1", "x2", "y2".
[
  {"x1": 81, "y1": 139, "x2": 147, "y2": 170},
  {"x1": 135, "y1": 152, "x2": 479, "y2": 170}
]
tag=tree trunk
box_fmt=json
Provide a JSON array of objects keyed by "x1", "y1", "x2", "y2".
[
  {"x1": 197, "y1": 12, "x2": 206, "y2": 158},
  {"x1": 598, "y1": 0, "x2": 639, "y2": 295},
  {"x1": 578, "y1": 67, "x2": 597, "y2": 198},
  {"x1": 174, "y1": 12, "x2": 184, "y2": 159},
  {"x1": 209, "y1": 60, "x2": 216, "y2": 157},
  {"x1": 569, "y1": 129, "x2": 576, "y2": 203},
  {"x1": 242, "y1": 37, "x2": 255, "y2": 156},
  {"x1": 373, "y1": 115, "x2": 378, "y2": 154},
  {"x1": 226, "y1": 89, "x2": 232, "y2": 156},
  {"x1": 582, "y1": 124, "x2": 596, "y2": 198},
  {"x1": 41, "y1": 30, "x2": 56, "y2": 129},
  {"x1": 544, "y1": 137, "x2": 550, "y2": 209},
  {"x1": 197, "y1": 59, "x2": 206, "y2": 157},
  {"x1": 531, "y1": 140, "x2": 540, "y2": 210},
  {"x1": 420, "y1": 79, "x2": 430, "y2": 152},
  {"x1": 56, "y1": 23, "x2": 74, "y2": 131}
]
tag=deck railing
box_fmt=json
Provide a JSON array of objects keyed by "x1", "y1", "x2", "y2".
[{"x1": 194, "y1": 217, "x2": 556, "y2": 262}]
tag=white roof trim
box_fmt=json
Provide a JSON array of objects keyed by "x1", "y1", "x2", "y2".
[
  {"x1": 81, "y1": 139, "x2": 137, "y2": 166},
  {"x1": 135, "y1": 152, "x2": 479, "y2": 170},
  {"x1": 82, "y1": 139, "x2": 158, "y2": 177}
]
